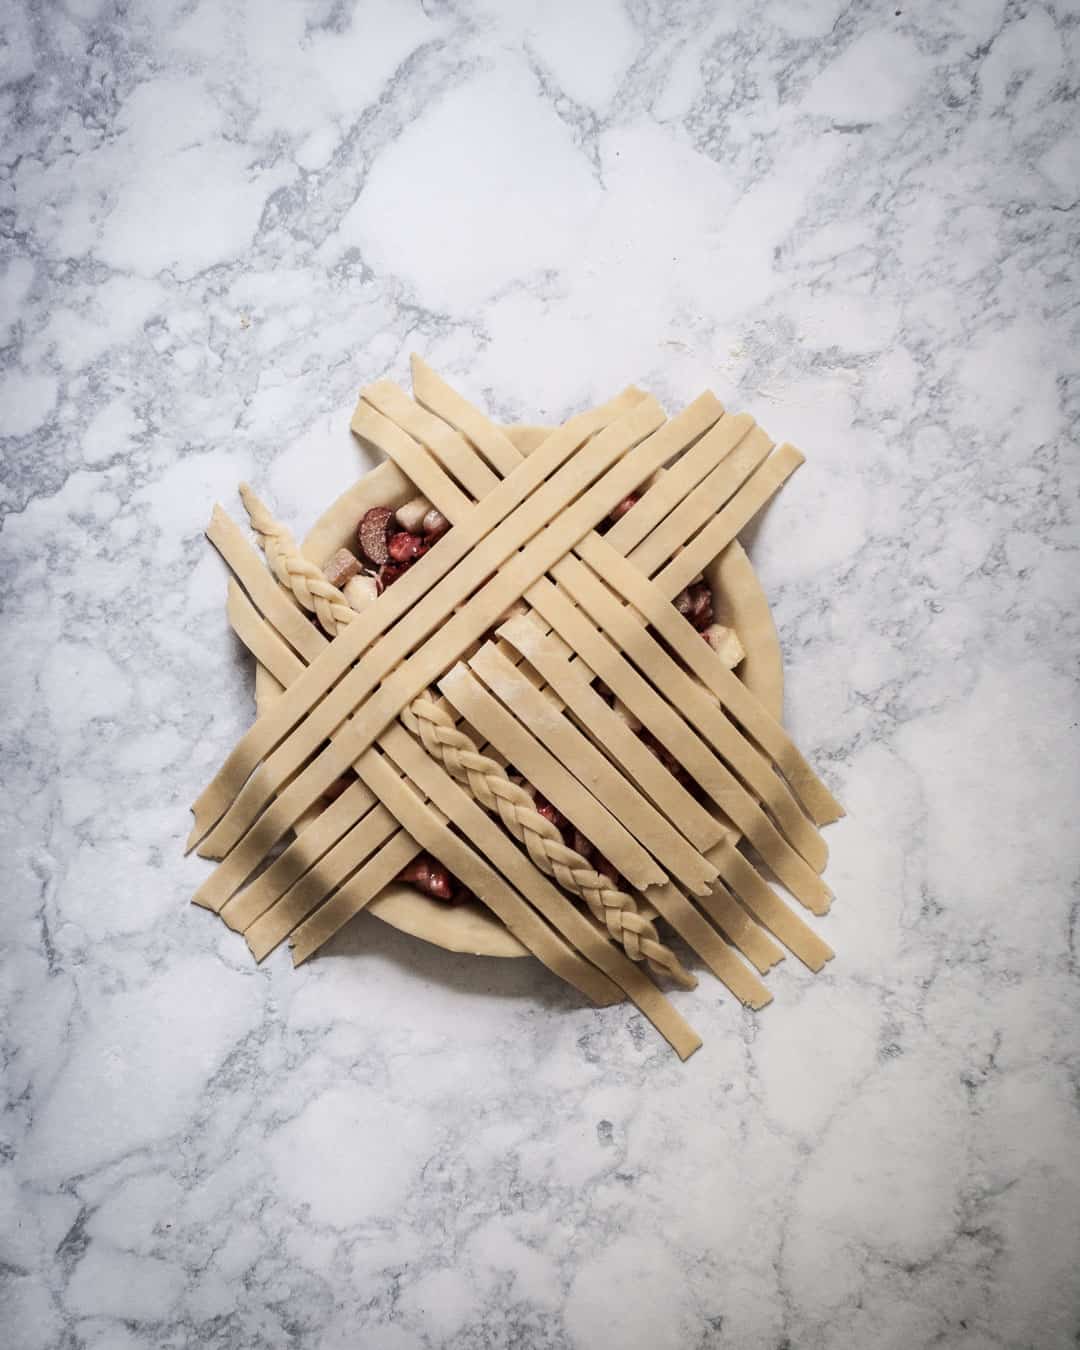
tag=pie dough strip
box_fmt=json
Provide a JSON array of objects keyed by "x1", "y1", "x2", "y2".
[
  {"x1": 219, "y1": 581, "x2": 623, "y2": 1005},
  {"x1": 623, "y1": 427, "x2": 774, "y2": 579},
  {"x1": 496, "y1": 615, "x2": 724, "y2": 851},
  {"x1": 370, "y1": 724, "x2": 702, "y2": 1058},
  {"x1": 706, "y1": 835, "x2": 834, "y2": 971},
  {"x1": 190, "y1": 394, "x2": 665, "y2": 843},
  {"x1": 359, "y1": 378, "x2": 501, "y2": 501},
  {"x1": 552, "y1": 556, "x2": 827, "y2": 872},
  {"x1": 410, "y1": 353, "x2": 527, "y2": 479},
  {"x1": 467, "y1": 642, "x2": 719, "y2": 895},
  {"x1": 517, "y1": 578, "x2": 832, "y2": 913},
  {"x1": 656, "y1": 444, "x2": 806, "y2": 599},
  {"x1": 194, "y1": 395, "x2": 720, "y2": 893},
  {"x1": 644, "y1": 882, "x2": 773, "y2": 1006},
  {"x1": 212, "y1": 534, "x2": 683, "y2": 999},
  {"x1": 578, "y1": 535, "x2": 844, "y2": 827}
]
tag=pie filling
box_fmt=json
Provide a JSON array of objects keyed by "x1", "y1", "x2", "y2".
[{"x1": 318, "y1": 487, "x2": 743, "y2": 907}]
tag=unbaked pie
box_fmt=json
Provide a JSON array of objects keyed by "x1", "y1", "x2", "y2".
[{"x1": 188, "y1": 357, "x2": 843, "y2": 1058}]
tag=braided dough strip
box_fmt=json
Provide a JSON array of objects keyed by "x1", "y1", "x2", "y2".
[
  {"x1": 550, "y1": 556, "x2": 827, "y2": 872},
  {"x1": 578, "y1": 535, "x2": 843, "y2": 827},
  {"x1": 190, "y1": 390, "x2": 658, "y2": 842},
  {"x1": 192, "y1": 396, "x2": 726, "y2": 907},
  {"x1": 215, "y1": 548, "x2": 632, "y2": 1009},
  {"x1": 508, "y1": 580, "x2": 831, "y2": 914},
  {"x1": 193, "y1": 395, "x2": 671, "y2": 862},
  {"x1": 468, "y1": 642, "x2": 719, "y2": 895}
]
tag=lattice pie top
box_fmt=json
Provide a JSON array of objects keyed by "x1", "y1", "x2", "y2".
[{"x1": 188, "y1": 357, "x2": 843, "y2": 1059}]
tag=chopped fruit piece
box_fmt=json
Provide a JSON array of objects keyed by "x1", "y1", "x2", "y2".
[
  {"x1": 571, "y1": 829, "x2": 594, "y2": 861},
  {"x1": 687, "y1": 580, "x2": 714, "y2": 630},
  {"x1": 376, "y1": 561, "x2": 408, "y2": 592},
  {"x1": 358, "y1": 506, "x2": 394, "y2": 565},
  {"x1": 701, "y1": 622, "x2": 745, "y2": 669},
  {"x1": 533, "y1": 792, "x2": 569, "y2": 837},
  {"x1": 422, "y1": 507, "x2": 450, "y2": 538},
  {"x1": 395, "y1": 494, "x2": 433, "y2": 533},
  {"x1": 343, "y1": 574, "x2": 378, "y2": 612},
  {"x1": 322, "y1": 547, "x2": 361, "y2": 590},
  {"x1": 387, "y1": 530, "x2": 428, "y2": 564},
  {"x1": 674, "y1": 588, "x2": 693, "y2": 617},
  {"x1": 609, "y1": 493, "x2": 640, "y2": 523},
  {"x1": 397, "y1": 853, "x2": 456, "y2": 901}
]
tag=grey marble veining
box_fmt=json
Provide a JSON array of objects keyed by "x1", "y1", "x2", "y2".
[{"x1": 2, "y1": 1, "x2": 1079, "y2": 1347}]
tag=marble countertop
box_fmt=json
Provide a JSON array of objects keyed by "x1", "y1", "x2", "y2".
[{"x1": 4, "y1": 2, "x2": 1078, "y2": 1347}]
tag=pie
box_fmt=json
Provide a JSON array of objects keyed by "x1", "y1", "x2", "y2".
[{"x1": 188, "y1": 357, "x2": 843, "y2": 1058}]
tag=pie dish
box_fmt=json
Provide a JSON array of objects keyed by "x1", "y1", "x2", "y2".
[{"x1": 190, "y1": 357, "x2": 843, "y2": 1057}]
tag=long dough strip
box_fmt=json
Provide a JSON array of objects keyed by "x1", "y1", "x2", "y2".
[
  {"x1": 624, "y1": 427, "x2": 774, "y2": 578},
  {"x1": 578, "y1": 536, "x2": 844, "y2": 827},
  {"x1": 368, "y1": 725, "x2": 702, "y2": 1058},
  {"x1": 445, "y1": 659, "x2": 665, "y2": 892},
  {"x1": 193, "y1": 396, "x2": 723, "y2": 900},
  {"x1": 657, "y1": 444, "x2": 806, "y2": 599},
  {"x1": 216, "y1": 537, "x2": 683, "y2": 994},
  {"x1": 516, "y1": 579, "x2": 832, "y2": 914},
  {"x1": 190, "y1": 393, "x2": 663, "y2": 842},
  {"x1": 360, "y1": 379, "x2": 501, "y2": 501},
  {"x1": 410, "y1": 353, "x2": 527, "y2": 479},
  {"x1": 551, "y1": 556, "x2": 827, "y2": 872},
  {"x1": 468, "y1": 642, "x2": 719, "y2": 895}
]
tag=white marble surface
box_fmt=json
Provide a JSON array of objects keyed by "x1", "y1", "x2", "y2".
[{"x1": 3, "y1": 1, "x2": 1079, "y2": 1347}]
